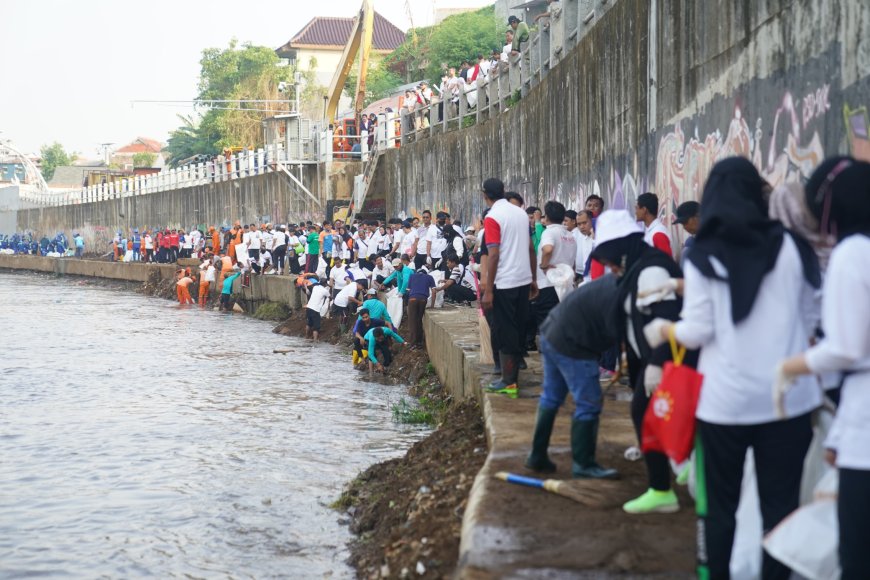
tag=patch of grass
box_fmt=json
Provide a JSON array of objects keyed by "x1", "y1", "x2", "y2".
[
  {"x1": 425, "y1": 361, "x2": 436, "y2": 376},
  {"x1": 462, "y1": 116, "x2": 477, "y2": 129},
  {"x1": 391, "y1": 394, "x2": 448, "y2": 426},
  {"x1": 253, "y1": 302, "x2": 291, "y2": 321},
  {"x1": 507, "y1": 89, "x2": 522, "y2": 107}
]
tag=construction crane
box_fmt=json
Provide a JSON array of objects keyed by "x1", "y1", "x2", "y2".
[{"x1": 323, "y1": 0, "x2": 375, "y2": 125}]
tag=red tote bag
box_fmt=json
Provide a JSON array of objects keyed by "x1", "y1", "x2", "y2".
[{"x1": 641, "y1": 328, "x2": 704, "y2": 463}]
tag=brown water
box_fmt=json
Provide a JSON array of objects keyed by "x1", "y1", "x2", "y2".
[{"x1": 0, "y1": 272, "x2": 428, "y2": 578}]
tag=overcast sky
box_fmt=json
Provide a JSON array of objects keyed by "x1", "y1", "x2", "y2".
[{"x1": 0, "y1": 0, "x2": 490, "y2": 159}]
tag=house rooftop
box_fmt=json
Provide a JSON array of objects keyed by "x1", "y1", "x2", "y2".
[
  {"x1": 114, "y1": 137, "x2": 163, "y2": 155},
  {"x1": 276, "y1": 11, "x2": 405, "y2": 55}
]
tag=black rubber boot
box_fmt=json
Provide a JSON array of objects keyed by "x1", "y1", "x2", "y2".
[
  {"x1": 571, "y1": 418, "x2": 619, "y2": 479},
  {"x1": 525, "y1": 406, "x2": 558, "y2": 473}
]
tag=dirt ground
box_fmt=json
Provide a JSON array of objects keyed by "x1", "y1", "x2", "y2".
[{"x1": 335, "y1": 399, "x2": 486, "y2": 580}]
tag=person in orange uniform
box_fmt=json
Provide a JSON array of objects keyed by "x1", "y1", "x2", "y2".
[
  {"x1": 176, "y1": 270, "x2": 195, "y2": 304},
  {"x1": 216, "y1": 252, "x2": 233, "y2": 290},
  {"x1": 210, "y1": 226, "x2": 221, "y2": 255},
  {"x1": 198, "y1": 259, "x2": 216, "y2": 307}
]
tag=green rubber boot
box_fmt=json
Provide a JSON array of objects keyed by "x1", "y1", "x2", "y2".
[
  {"x1": 622, "y1": 488, "x2": 680, "y2": 514},
  {"x1": 571, "y1": 418, "x2": 619, "y2": 479},
  {"x1": 525, "y1": 406, "x2": 558, "y2": 473}
]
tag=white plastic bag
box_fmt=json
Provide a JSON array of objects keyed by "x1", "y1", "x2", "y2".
[
  {"x1": 235, "y1": 243, "x2": 250, "y2": 268},
  {"x1": 430, "y1": 271, "x2": 445, "y2": 308},
  {"x1": 763, "y1": 470, "x2": 840, "y2": 580},
  {"x1": 546, "y1": 263, "x2": 575, "y2": 302},
  {"x1": 801, "y1": 408, "x2": 835, "y2": 505},
  {"x1": 731, "y1": 450, "x2": 762, "y2": 579},
  {"x1": 387, "y1": 292, "x2": 404, "y2": 330}
]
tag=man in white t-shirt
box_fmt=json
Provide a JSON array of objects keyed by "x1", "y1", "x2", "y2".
[
  {"x1": 427, "y1": 212, "x2": 449, "y2": 268},
  {"x1": 480, "y1": 178, "x2": 537, "y2": 398},
  {"x1": 398, "y1": 221, "x2": 417, "y2": 258},
  {"x1": 329, "y1": 258, "x2": 349, "y2": 298},
  {"x1": 371, "y1": 255, "x2": 395, "y2": 288},
  {"x1": 533, "y1": 201, "x2": 577, "y2": 326},
  {"x1": 332, "y1": 279, "x2": 365, "y2": 333},
  {"x1": 247, "y1": 224, "x2": 262, "y2": 262},
  {"x1": 414, "y1": 212, "x2": 432, "y2": 270},
  {"x1": 305, "y1": 278, "x2": 331, "y2": 341},
  {"x1": 636, "y1": 192, "x2": 673, "y2": 257},
  {"x1": 565, "y1": 209, "x2": 595, "y2": 281}
]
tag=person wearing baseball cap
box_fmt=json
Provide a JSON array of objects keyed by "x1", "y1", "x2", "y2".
[
  {"x1": 673, "y1": 200, "x2": 700, "y2": 264},
  {"x1": 507, "y1": 15, "x2": 529, "y2": 56}
]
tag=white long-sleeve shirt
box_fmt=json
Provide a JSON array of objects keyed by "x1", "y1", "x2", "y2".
[
  {"x1": 805, "y1": 235, "x2": 870, "y2": 469},
  {"x1": 674, "y1": 235, "x2": 821, "y2": 425}
]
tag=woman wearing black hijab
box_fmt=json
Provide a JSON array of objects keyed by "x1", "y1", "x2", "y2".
[
  {"x1": 779, "y1": 158, "x2": 870, "y2": 579},
  {"x1": 656, "y1": 157, "x2": 822, "y2": 579},
  {"x1": 589, "y1": 209, "x2": 687, "y2": 514}
]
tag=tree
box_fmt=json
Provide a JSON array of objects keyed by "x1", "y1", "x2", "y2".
[
  {"x1": 344, "y1": 61, "x2": 405, "y2": 108},
  {"x1": 132, "y1": 152, "x2": 157, "y2": 168},
  {"x1": 165, "y1": 114, "x2": 220, "y2": 167},
  {"x1": 385, "y1": 6, "x2": 502, "y2": 84},
  {"x1": 166, "y1": 40, "x2": 295, "y2": 162},
  {"x1": 39, "y1": 142, "x2": 73, "y2": 181}
]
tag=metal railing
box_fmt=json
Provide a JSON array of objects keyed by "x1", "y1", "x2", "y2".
[
  {"x1": 399, "y1": 0, "x2": 611, "y2": 145},
  {"x1": 20, "y1": 144, "x2": 300, "y2": 207}
]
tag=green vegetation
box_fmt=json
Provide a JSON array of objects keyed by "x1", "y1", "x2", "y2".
[
  {"x1": 391, "y1": 396, "x2": 444, "y2": 425},
  {"x1": 345, "y1": 63, "x2": 404, "y2": 108},
  {"x1": 132, "y1": 152, "x2": 157, "y2": 168},
  {"x1": 385, "y1": 6, "x2": 502, "y2": 85},
  {"x1": 165, "y1": 40, "x2": 302, "y2": 166},
  {"x1": 39, "y1": 142, "x2": 76, "y2": 180},
  {"x1": 253, "y1": 302, "x2": 292, "y2": 321}
]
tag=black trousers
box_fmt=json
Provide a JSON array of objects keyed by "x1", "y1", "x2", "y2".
[
  {"x1": 628, "y1": 354, "x2": 672, "y2": 492},
  {"x1": 532, "y1": 286, "x2": 559, "y2": 327},
  {"x1": 840, "y1": 468, "x2": 870, "y2": 579},
  {"x1": 696, "y1": 414, "x2": 812, "y2": 580},
  {"x1": 446, "y1": 283, "x2": 476, "y2": 303},
  {"x1": 414, "y1": 253, "x2": 428, "y2": 270},
  {"x1": 273, "y1": 245, "x2": 287, "y2": 273},
  {"x1": 372, "y1": 340, "x2": 393, "y2": 367},
  {"x1": 492, "y1": 285, "x2": 530, "y2": 356}
]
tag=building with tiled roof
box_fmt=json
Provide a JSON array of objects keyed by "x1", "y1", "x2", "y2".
[
  {"x1": 276, "y1": 11, "x2": 406, "y2": 87},
  {"x1": 111, "y1": 137, "x2": 166, "y2": 171}
]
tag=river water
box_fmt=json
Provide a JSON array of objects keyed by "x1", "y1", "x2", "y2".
[{"x1": 0, "y1": 272, "x2": 427, "y2": 578}]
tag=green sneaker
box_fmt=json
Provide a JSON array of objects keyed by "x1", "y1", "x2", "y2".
[
  {"x1": 622, "y1": 488, "x2": 679, "y2": 514},
  {"x1": 485, "y1": 382, "x2": 518, "y2": 398}
]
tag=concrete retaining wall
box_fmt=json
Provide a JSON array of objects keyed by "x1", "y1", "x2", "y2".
[
  {"x1": 14, "y1": 170, "x2": 323, "y2": 253},
  {"x1": 0, "y1": 255, "x2": 303, "y2": 310},
  {"x1": 376, "y1": 0, "x2": 870, "y2": 248}
]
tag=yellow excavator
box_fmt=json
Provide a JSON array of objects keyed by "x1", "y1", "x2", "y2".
[{"x1": 324, "y1": 0, "x2": 375, "y2": 128}]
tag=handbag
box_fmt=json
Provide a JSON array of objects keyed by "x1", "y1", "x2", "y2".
[{"x1": 641, "y1": 327, "x2": 704, "y2": 463}]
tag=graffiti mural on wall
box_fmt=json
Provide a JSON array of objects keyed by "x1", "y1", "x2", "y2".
[{"x1": 844, "y1": 104, "x2": 870, "y2": 162}]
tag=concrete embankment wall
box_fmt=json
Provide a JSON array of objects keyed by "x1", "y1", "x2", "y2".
[
  {"x1": 0, "y1": 255, "x2": 303, "y2": 310},
  {"x1": 14, "y1": 170, "x2": 330, "y2": 254},
  {"x1": 378, "y1": 0, "x2": 870, "y2": 244}
]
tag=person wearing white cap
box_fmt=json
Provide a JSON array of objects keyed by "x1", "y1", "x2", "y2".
[{"x1": 589, "y1": 208, "x2": 688, "y2": 515}]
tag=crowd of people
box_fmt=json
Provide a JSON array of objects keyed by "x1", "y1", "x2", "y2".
[
  {"x1": 469, "y1": 159, "x2": 867, "y2": 578},
  {"x1": 400, "y1": 11, "x2": 545, "y2": 131},
  {"x1": 7, "y1": 149, "x2": 867, "y2": 576}
]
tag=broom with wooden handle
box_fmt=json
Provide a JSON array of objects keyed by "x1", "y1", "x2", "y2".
[
  {"x1": 493, "y1": 472, "x2": 621, "y2": 507},
  {"x1": 468, "y1": 256, "x2": 494, "y2": 365}
]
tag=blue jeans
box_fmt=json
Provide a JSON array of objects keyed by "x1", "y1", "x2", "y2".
[{"x1": 539, "y1": 337, "x2": 602, "y2": 421}]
